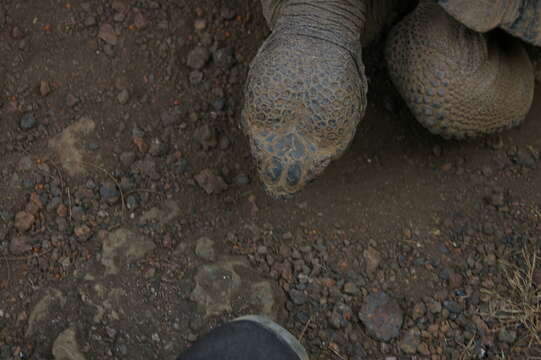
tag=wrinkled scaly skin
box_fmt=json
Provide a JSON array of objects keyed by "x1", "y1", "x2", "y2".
[
  {"x1": 385, "y1": 2, "x2": 535, "y2": 139},
  {"x1": 260, "y1": 0, "x2": 405, "y2": 44},
  {"x1": 438, "y1": 0, "x2": 541, "y2": 46},
  {"x1": 436, "y1": 0, "x2": 521, "y2": 33},
  {"x1": 361, "y1": 0, "x2": 414, "y2": 45},
  {"x1": 241, "y1": 0, "x2": 369, "y2": 198},
  {"x1": 503, "y1": 0, "x2": 541, "y2": 46},
  {"x1": 242, "y1": 38, "x2": 365, "y2": 197},
  {"x1": 242, "y1": 0, "x2": 406, "y2": 197}
]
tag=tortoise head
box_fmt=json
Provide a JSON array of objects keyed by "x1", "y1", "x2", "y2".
[{"x1": 241, "y1": 32, "x2": 367, "y2": 198}]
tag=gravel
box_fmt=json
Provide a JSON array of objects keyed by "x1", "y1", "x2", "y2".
[{"x1": 19, "y1": 113, "x2": 36, "y2": 130}]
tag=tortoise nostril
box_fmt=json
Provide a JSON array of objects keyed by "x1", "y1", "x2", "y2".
[
  {"x1": 286, "y1": 162, "x2": 302, "y2": 186},
  {"x1": 266, "y1": 157, "x2": 283, "y2": 182}
]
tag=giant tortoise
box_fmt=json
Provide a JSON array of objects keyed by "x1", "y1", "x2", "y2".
[{"x1": 241, "y1": 0, "x2": 540, "y2": 197}]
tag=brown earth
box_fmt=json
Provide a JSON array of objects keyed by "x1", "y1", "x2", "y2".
[{"x1": 0, "y1": 1, "x2": 540, "y2": 359}]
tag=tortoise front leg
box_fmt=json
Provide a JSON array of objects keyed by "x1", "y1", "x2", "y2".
[{"x1": 385, "y1": 2, "x2": 534, "y2": 139}]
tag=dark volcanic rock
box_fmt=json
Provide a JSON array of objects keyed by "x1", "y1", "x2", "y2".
[{"x1": 359, "y1": 291, "x2": 403, "y2": 341}]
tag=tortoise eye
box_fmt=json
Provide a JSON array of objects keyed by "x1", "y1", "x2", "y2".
[{"x1": 286, "y1": 162, "x2": 302, "y2": 186}]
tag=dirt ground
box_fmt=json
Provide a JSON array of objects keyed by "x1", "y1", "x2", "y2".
[{"x1": 0, "y1": 1, "x2": 540, "y2": 359}]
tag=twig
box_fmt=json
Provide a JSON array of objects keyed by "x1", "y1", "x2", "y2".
[
  {"x1": 67, "y1": 187, "x2": 73, "y2": 222},
  {"x1": 298, "y1": 313, "x2": 314, "y2": 343},
  {"x1": 329, "y1": 344, "x2": 346, "y2": 360},
  {"x1": 459, "y1": 335, "x2": 476, "y2": 360},
  {"x1": 46, "y1": 159, "x2": 66, "y2": 190}
]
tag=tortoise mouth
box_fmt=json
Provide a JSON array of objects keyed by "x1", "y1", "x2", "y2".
[{"x1": 249, "y1": 130, "x2": 331, "y2": 197}]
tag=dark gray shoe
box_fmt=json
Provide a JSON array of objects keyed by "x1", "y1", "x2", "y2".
[{"x1": 177, "y1": 315, "x2": 309, "y2": 360}]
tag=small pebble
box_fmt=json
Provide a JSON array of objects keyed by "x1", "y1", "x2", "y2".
[
  {"x1": 66, "y1": 93, "x2": 80, "y2": 107},
  {"x1": 100, "y1": 181, "x2": 120, "y2": 204},
  {"x1": 443, "y1": 300, "x2": 463, "y2": 314},
  {"x1": 40, "y1": 81, "x2": 51, "y2": 96},
  {"x1": 195, "y1": 237, "x2": 216, "y2": 261},
  {"x1": 117, "y1": 89, "x2": 130, "y2": 104},
  {"x1": 19, "y1": 113, "x2": 36, "y2": 130},
  {"x1": 233, "y1": 174, "x2": 250, "y2": 185},
  {"x1": 98, "y1": 23, "x2": 118, "y2": 45},
  {"x1": 194, "y1": 18, "x2": 206, "y2": 30},
  {"x1": 186, "y1": 46, "x2": 210, "y2": 70}
]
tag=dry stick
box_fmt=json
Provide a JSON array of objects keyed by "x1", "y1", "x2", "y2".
[
  {"x1": 459, "y1": 335, "x2": 476, "y2": 360},
  {"x1": 67, "y1": 187, "x2": 73, "y2": 222},
  {"x1": 328, "y1": 345, "x2": 346, "y2": 360},
  {"x1": 490, "y1": 249, "x2": 541, "y2": 349},
  {"x1": 47, "y1": 160, "x2": 66, "y2": 189},
  {"x1": 298, "y1": 313, "x2": 314, "y2": 343},
  {"x1": 47, "y1": 160, "x2": 69, "y2": 215},
  {"x1": 82, "y1": 161, "x2": 126, "y2": 214}
]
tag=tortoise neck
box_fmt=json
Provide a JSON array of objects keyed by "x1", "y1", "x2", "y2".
[{"x1": 272, "y1": 0, "x2": 366, "y2": 49}]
